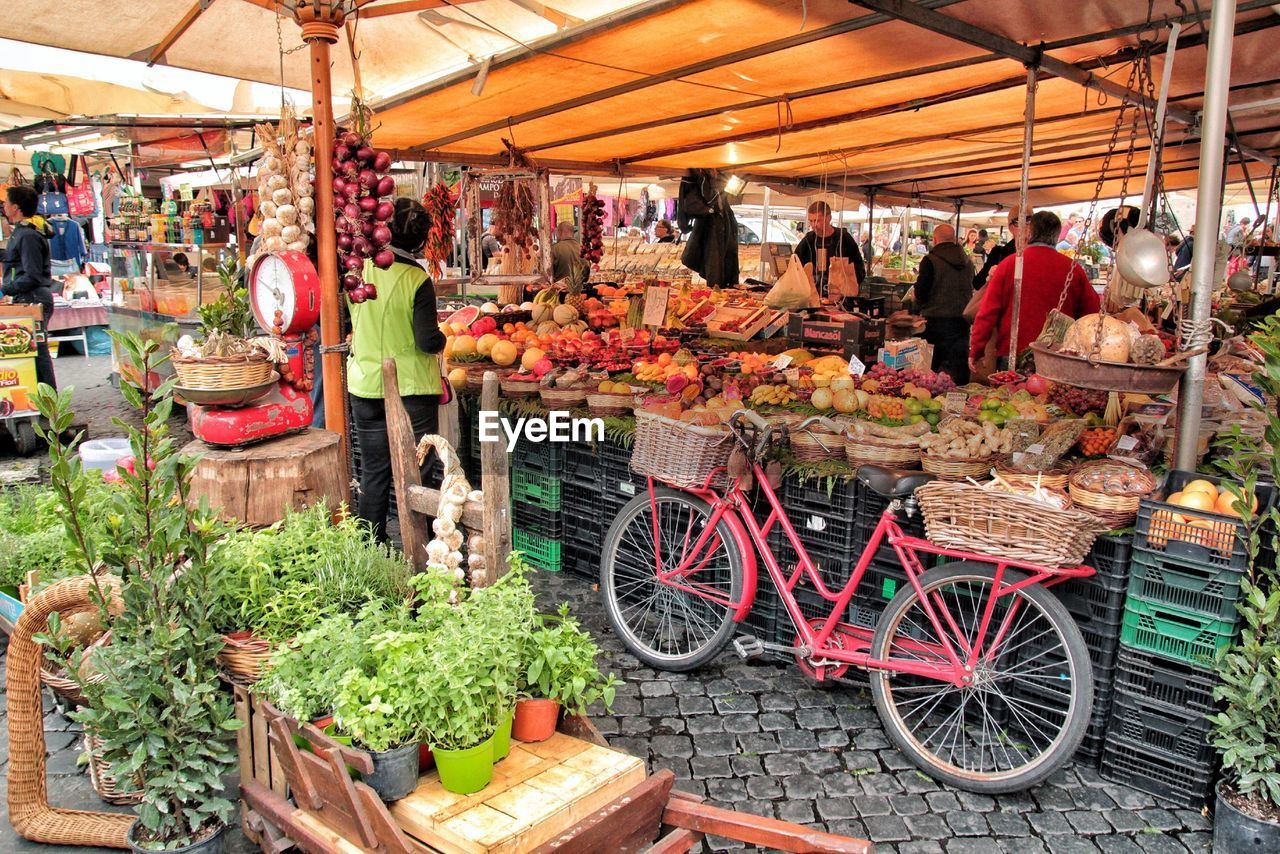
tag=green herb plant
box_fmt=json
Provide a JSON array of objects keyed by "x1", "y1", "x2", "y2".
[
  {"x1": 33, "y1": 333, "x2": 241, "y2": 851},
  {"x1": 197, "y1": 257, "x2": 256, "y2": 340},
  {"x1": 1208, "y1": 312, "x2": 1280, "y2": 818},
  {"x1": 522, "y1": 604, "x2": 620, "y2": 716}
]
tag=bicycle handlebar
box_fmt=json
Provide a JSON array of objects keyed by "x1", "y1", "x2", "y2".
[
  {"x1": 729, "y1": 409, "x2": 775, "y2": 459},
  {"x1": 796, "y1": 415, "x2": 846, "y2": 434}
]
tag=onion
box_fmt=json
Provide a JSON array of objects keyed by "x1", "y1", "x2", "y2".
[
  {"x1": 348, "y1": 286, "x2": 367, "y2": 303},
  {"x1": 362, "y1": 283, "x2": 377, "y2": 300},
  {"x1": 334, "y1": 144, "x2": 351, "y2": 163},
  {"x1": 343, "y1": 273, "x2": 361, "y2": 290},
  {"x1": 356, "y1": 146, "x2": 375, "y2": 165},
  {"x1": 372, "y1": 225, "x2": 392, "y2": 247},
  {"x1": 342, "y1": 131, "x2": 362, "y2": 148},
  {"x1": 373, "y1": 249, "x2": 394, "y2": 269},
  {"x1": 375, "y1": 201, "x2": 394, "y2": 221},
  {"x1": 357, "y1": 168, "x2": 377, "y2": 190},
  {"x1": 373, "y1": 150, "x2": 393, "y2": 172},
  {"x1": 376, "y1": 175, "x2": 396, "y2": 197},
  {"x1": 342, "y1": 161, "x2": 360, "y2": 179},
  {"x1": 332, "y1": 176, "x2": 347, "y2": 196},
  {"x1": 360, "y1": 219, "x2": 375, "y2": 238},
  {"x1": 351, "y1": 235, "x2": 371, "y2": 257},
  {"x1": 359, "y1": 195, "x2": 379, "y2": 213},
  {"x1": 337, "y1": 233, "x2": 353, "y2": 251},
  {"x1": 343, "y1": 202, "x2": 361, "y2": 221},
  {"x1": 343, "y1": 254, "x2": 363, "y2": 272}
]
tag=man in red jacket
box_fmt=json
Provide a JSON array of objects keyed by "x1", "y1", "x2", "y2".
[{"x1": 969, "y1": 210, "x2": 1100, "y2": 372}]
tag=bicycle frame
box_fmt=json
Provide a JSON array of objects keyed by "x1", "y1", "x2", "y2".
[{"x1": 647, "y1": 464, "x2": 1093, "y2": 687}]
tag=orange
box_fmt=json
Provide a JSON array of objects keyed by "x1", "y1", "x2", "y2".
[
  {"x1": 1183, "y1": 479, "x2": 1220, "y2": 499},
  {"x1": 1214, "y1": 490, "x2": 1258, "y2": 518},
  {"x1": 1170, "y1": 490, "x2": 1216, "y2": 512},
  {"x1": 657, "y1": 352, "x2": 673, "y2": 367},
  {"x1": 1184, "y1": 519, "x2": 1235, "y2": 555},
  {"x1": 1147, "y1": 509, "x2": 1185, "y2": 548}
]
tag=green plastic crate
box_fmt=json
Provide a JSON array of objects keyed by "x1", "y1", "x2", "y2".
[
  {"x1": 1128, "y1": 548, "x2": 1245, "y2": 621},
  {"x1": 511, "y1": 468, "x2": 562, "y2": 511},
  {"x1": 513, "y1": 527, "x2": 563, "y2": 572},
  {"x1": 1120, "y1": 596, "x2": 1238, "y2": 666}
]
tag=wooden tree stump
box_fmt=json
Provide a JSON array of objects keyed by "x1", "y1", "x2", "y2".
[{"x1": 183, "y1": 429, "x2": 345, "y2": 528}]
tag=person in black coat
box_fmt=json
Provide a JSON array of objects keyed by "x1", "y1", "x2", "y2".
[
  {"x1": 974, "y1": 203, "x2": 1028, "y2": 290},
  {"x1": 795, "y1": 201, "x2": 866, "y2": 298},
  {"x1": 678, "y1": 170, "x2": 739, "y2": 286},
  {"x1": 2, "y1": 185, "x2": 56, "y2": 389}
]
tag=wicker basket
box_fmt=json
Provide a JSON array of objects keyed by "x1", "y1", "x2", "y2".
[
  {"x1": 994, "y1": 462, "x2": 1070, "y2": 491},
  {"x1": 586, "y1": 390, "x2": 640, "y2": 417},
  {"x1": 500, "y1": 374, "x2": 541, "y2": 398},
  {"x1": 1068, "y1": 460, "x2": 1156, "y2": 528},
  {"x1": 461, "y1": 364, "x2": 514, "y2": 391},
  {"x1": 921, "y1": 454, "x2": 996, "y2": 481},
  {"x1": 631, "y1": 408, "x2": 734, "y2": 489},
  {"x1": 790, "y1": 426, "x2": 845, "y2": 463},
  {"x1": 540, "y1": 386, "x2": 589, "y2": 409},
  {"x1": 85, "y1": 732, "x2": 142, "y2": 805},
  {"x1": 917, "y1": 480, "x2": 1106, "y2": 567},
  {"x1": 216, "y1": 632, "x2": 278, "y2": 683},
  {"x1": 846, "y1": 435, "x2": 921, "y2": 469},
  {"x1": 171, "y1": 354, "x2": 273, "y2": 391}
]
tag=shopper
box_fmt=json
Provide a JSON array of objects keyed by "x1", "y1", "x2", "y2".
[
  {"x1": 1173, "y1": 225, "x2": 1194, "y2": 281},
  {"x1": 795, "y1": 200, "x2": 865, "y2": 297},
  {"x1": 974, "y1": 203, "x2": 1027, "y2": 289},
  {"x1": 551, "y1": 221, "x2": 587, "y2": 282},
  {"x1": 2, "y1": 185, "x2": 56, "y2": 390},
  {"x1": 962, "y1": 229, "x2": 979, "y2": 255},
  {"x1": 347, "y1": 197, "x2": 446, "y2": 543},
  {"x1": 480, "y1": 222, "x2": 502, "y2": 270},
  {"x1": 915, "y1": 224, "x2": 974, "y2": 384},
  {"x1": 1226, "y1": 217, "x2": 1252, "y2": 248},
  {"x1": 654, "y1": 219, "x2": 676, "y2": 243},
  {"x1": 969, "y1": 211, "x2": 1100, "y2": 373}
]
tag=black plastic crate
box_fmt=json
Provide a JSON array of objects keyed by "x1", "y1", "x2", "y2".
[
  {"x1": 770, "y1": 507, "x2": 861, "y2": 563},
  {"x1": 1108, "y1": 685, "x2": 1217, "y2": 769},
  {"x1": 1127, "y1": 547, "x2": 1246, "y2": 621},
  {"x1": 1113, "y1": 645, "x2": 1220, "y2": 715},
  {"x1": 513, "y1": 499, "x2": 565, "y2": 540},
  {"x1": 785, "y1": 473, "x2": 861, "y2": 520},
  {"x1": 602, "y1": 436, "x2": 643, "y2": 504},
  {"x1": 513, "y1": 436, "x2": 567, "y2": 476},
  {"x1": 1075, "y1": 683, "x2": 1117, "y2": 765},
  {"x1": 1087, "y1": 533, "x2": 1133, "y2": 589},
  {"x1": 1135, "y1": 471, "x2": 1275, "y2": 572},
  {"x1": 563, "y1": 541, "x2": 600, "y2": 581},
  {"x1": 565, "y1": 440, "x2": 605, "y2": 489},
  {"x1": 1100, "y1": 731, "x2": 1217, "y2": 809},
  {"x1": 740, "y1": 578, "x2": 783, "y2": 647},
  {"x1": 1048, "y1": 572, "x2": 1126, "y2": 633}
]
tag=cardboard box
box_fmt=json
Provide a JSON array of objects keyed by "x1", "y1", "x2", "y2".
[
  {"x1": 0, "y1": 306, "x2": 41, "y2": 415},
  {"x1": 786, "y1": 314, "x2": 885, "y2": 359},
  {"x1": 879, "y1": 337, "x2": 933, "y2": 370}
]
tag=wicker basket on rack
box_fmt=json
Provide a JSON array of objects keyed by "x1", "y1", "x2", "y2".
[
  {"x1": 917, "y1": 480, "x2": 1106, "y2": 567},
  {"x1": 216, "y1": 632, "x2": 278, "y2": 683},
  {"x1": 994, "y1": 461, "x2": 1070, "y2": 491},
  {"x1": 85, "y1": 732, "x2": 142, "y2": 805},
  {"x1": 846, "y1": 435, "x2": 921, "y2": 469},
  {"x1": 540, "y1": 386, "x2": 589, "y2": 409},
  {"x1": 461, "y1": 364, "x2": 514, "y2": 391},
  {"x1": 172, "y1": 353, "x2": 273, "y2": 391},
  {"x1": 499, "y1": 374, "x2": 541, "y2": 398},
  {"x1": 631, "y1": 408, "x2": 734, "y2": 489},
  {"x1": 790, "y1": 424, "x2": 845, "y2": 463},
  {"x1": 586, "y1": 389, "x2": 642, "y2": 417},
  {"x1": 921, "y1": 454, "x2": 996, "y2": 481},
  {"x1": 39, "y1": 604, "x2": 111, "y2": 708},
  {"x1": 1068, "y1": 459, "x2": 1157, "y2": 528}
]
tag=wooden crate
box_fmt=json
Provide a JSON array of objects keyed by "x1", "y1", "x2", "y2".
[
  {"x1": 390, "y1": 732, "x2": 645, "y2": 853},
  {"x1": 234, "y1": 685, "x2": 287, "y2": 843}
]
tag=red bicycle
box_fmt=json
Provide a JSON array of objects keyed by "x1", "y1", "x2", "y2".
[{"x1": 601, "y1": 411, "x2": 1095, "y2": 792}]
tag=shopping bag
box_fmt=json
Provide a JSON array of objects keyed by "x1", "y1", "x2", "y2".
[
  {"x1": 765, "y1": 255, "x2": 818, "y2": 310},
  {"x1": 37, "y1": 193, "x2": 69, "y2": 216},
  {"x1": 828, "y1": 256, "x2": 860, "y2": 300},
  {"x1": 67, "y1": 179, "x2": 96, "y2": 217}
]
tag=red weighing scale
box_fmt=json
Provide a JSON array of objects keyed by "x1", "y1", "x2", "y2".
[{"x1": 185, "y1": 251, "x2": 321, "y2": 447}]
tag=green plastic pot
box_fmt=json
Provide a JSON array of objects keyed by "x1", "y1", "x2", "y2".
[
  {"x1": 492, "y1": 709, "x2": 514, "y2": 762},
  {"x1": 434, "y1": 736, "x2": 495, "y2": 794}
]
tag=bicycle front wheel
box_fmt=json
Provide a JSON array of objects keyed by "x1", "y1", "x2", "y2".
[
  {"x1": 601, "y1": 488, "x2": 744, "y2": 671},
  {"x1": 869, "y1": 562, "x2": 1092, "y2": 793}
]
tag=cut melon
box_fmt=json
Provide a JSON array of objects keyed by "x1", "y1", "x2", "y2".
[{"x1": 446, "y1": 306, "x2": 481, "y2": 327}]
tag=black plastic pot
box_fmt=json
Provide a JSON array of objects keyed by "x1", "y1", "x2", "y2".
[
  {"x1": 127, "y1": 820, "x2": 225, "y2": 854},
  {"x1": 1215, "y1": 782, "x2": 1280, "y2": 853},
  {"x1": 364, "y1": 742, "x2": 419, "y2": 802}
]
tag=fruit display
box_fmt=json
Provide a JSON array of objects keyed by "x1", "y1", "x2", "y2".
[
  {"x1": 1048, "y1": 382, "x2": 1109, "y2": 415},
  {"x1": 920, "y1": 419, "x2": 1012, "y2": 459},
  {"x1": 1069, "y1": 459, "x2": 1156, "y2": 496},
  {"x1": 749, "y1": 382, "x2": 796, "y2": 406},
  {"x1": 1077, "y1": 427, "x2": 1117, "y2": 456},
  {"x1": 331, "y1": 100, "x2": 397, "y2": 303}
]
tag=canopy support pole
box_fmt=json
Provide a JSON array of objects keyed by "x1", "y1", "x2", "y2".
[
  {"x1": 298, "y1": 5, "x2": 352, "y2": 503},
  {"x1": 759, "y1": 185, "x2": 772, "y2": 281},
  {"x1": 1137, "y1": 22, "x2": 1181, "y2": 229},
  {"x1": 865, "y1": 188, "x2": 876, "y2": 265},
  {"x1": 1175, "y1": 0, "x2": 1236, "y2": 472},
  {"x1": 1008, "y1": 64, "x2": 1037, "y2": 370}
]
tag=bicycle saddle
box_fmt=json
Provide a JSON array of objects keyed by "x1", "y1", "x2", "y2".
[{"x1": 856, "y1": 465, "x2": 935, "y2": 498}]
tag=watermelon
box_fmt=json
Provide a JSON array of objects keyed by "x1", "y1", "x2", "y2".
[{"x1": 446, "y1": 306, "x2": 481, "y2": 327}]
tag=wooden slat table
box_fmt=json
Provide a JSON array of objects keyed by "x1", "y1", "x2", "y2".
[{"x1": 390, "y1": 733, "x2": 646, "y2": 853}]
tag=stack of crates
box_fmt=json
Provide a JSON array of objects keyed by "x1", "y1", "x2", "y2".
[
  {"x1": 560, "y1": 435, "x2": 640, "y2": 581},
  {"x1": 1099, "y1": 472, "x2": 1272, "y2": 807},
  {"x1": 510, "y1": 439, "x2": 566, "y2": 573}
]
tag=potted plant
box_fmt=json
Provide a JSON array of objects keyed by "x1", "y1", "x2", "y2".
[
  {"x1": 34, "y1": 333, "x2": 241, "y2": 854},
  {"x1": 513, "y1": 604, "x2": 620, "y2": 743},
  {"x1": 1209, "y1": 314, "x2": 1280, "y2": 853},
  {"x1": 415, "y1": 637, "x2": 502, "y2": 794}
]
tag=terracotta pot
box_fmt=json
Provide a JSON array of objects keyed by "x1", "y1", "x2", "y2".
[
  {"x1": 310, "y1": 715, "x2": 334, "y2": 730},
  {"x1": 512, "y1": 698, "x2": 560, "y2": 743},
  {"x1": 418, "y1": 743, "x2": 435, "y2": 772}
]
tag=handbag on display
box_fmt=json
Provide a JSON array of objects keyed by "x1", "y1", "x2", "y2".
[
  {"x1": 38, "y1": 193, "x2": 69, "y2": 216},
  {"x1": 33, "y1": 161, "x2": 67, "y2": 196},
  {"x1": 67, "y1": 179, "x2": 96, "y2": 217}
]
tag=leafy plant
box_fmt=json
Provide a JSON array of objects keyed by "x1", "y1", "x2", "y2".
[
  {"x1": 333, "y1": 629, "x2": 433, "y2": 753},
  {"x1": 33, "y1": 333, "x2": 241, "y2": 851},
  {"x1": 521, "y1": 604, "x2": 620, "y2": 716},
  {"x1": 1209, "y1": 312, "x2": 1280, "y2": 815},
  {"x1": 0, "y1": 474, "x2": 117, "y2": 590},
  {"x1": 197, "y1": 257, "x2": 255, "y2": 339}
]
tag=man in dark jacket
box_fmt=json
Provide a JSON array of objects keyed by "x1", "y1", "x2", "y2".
[
  {"x1": 974, "y1": 203, "x2": 1028, "y2": 290},
  {"x1": 3, "y1": 185, "x2": 56, "y2": 389},
  {"x1": 915, "y1": 224, "x2": 973, "y2": 384},
  {"x1": 796, "y1": 201, "x2": 866, "y2": 300}
]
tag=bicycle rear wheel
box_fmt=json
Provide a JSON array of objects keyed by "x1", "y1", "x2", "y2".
[
  {"x1": 869, "y1": 562, "x2": 1092, "y2": 793},
  {"x1": 601, "y1": 488, "x2": 744, "y2": 671}
]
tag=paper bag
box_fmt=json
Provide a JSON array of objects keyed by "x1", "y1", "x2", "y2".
[{"x1": 828, "y1": 256, "x2": 859, "y2": 300}]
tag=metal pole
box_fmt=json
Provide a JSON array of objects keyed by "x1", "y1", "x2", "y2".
[
  {"x1": 759, "y1": 185, "x2": 772, "y2": 281},
  {"x1": 1175, "y1": 0, "x2": 1237, "y2": 471},
  {"x1": 1138, "y1": 22, "x2": 1181, "y2": 228},
  {"x1": 1008, "y1": 64, "x2": 1038, "y2": 370},
  {"x1": 866, "y1": 188, "x2": 876, "y2": 267},
  {"x1": 299, "y1": 8, "x2": 352, "y2": 503}
]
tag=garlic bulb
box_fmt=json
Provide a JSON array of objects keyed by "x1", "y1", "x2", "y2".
[
  {"x1": 298, "y1": 196, "x2": 314, "y2": 215},
  {"x1": 445, "y1": 551, "x2": 464, "y2": 569},
  {"x1": 468, "y1": 534, "x2": 486, "y2": 553},
  {"x1": 276, "y1": 204, "x2": 298, "y2": 226},
  {"x1": 470, "y1": 569, "x2": 489, "y2": 587},
  {"x1": 432, "y1": 517, "x2": 456, "y2": 537},
  {"x1": 261, "y1": 201, "x2": 278, "y2": 219},
  {"x1": 443, "y1": 530, "x2": 464, "y2": 551},
  {"x1": 261, "y1": 219, "x2": 283, "y2": 237},
  {"x1": 294, "y1": 140, "x2": 311, "y2": 157},
  {"x1": 264, "y1": 235, "x2": 286, "y2": 252},
  {"x1": 281, "y1": 225, "x2": 302, "y2": 243},
  {"x1": 293, "y1": 179, "x2": 313, "y2": 198},
  {"x1": 467, "y1": 552, "x2": 485, "y2": 569},
  {"x1": 426, "y1": 540, "x2": 449, "y2": 564},
  {"x1": 468, "y1": 490, "x2": 484, "y2": 504},
  {"x1": 453, "y1": 568, "x2": 466, "y2": 583},
  {"x1": 272, "y1": 187, "x2": 293, "y2": 206},
  {"x1": 286, "y1": 240, "x2": 308, "y2": 253}
]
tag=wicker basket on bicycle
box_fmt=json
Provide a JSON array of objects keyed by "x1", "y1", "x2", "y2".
[
  {"x1": 631, "y1": 408, "x2": 734, "y2": 489},
  {"x1": 916, "y1": 480, "x2": 1106, "y2": 567}
]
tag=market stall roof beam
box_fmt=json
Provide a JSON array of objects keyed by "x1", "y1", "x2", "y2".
[
  {"x1": 140, "y1": 0, "x2": 214, "y2": 67},
  {"x1": 852, "y1": 0, "x2": 1278, "y2": 167},
  {"x1": 405, "y1": 0, "x2": 967, "y2": 153}
]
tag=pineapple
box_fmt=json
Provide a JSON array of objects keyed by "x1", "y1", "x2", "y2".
[{"x1": 565, "y1": 264, "x2": 588, "y2": 314}]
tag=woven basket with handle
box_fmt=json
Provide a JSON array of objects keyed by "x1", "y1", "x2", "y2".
[
  {"x1": 85, "y1": 733, "x2": 142, "y2": 805},
  {"x1": 540, "y1": 386, "x2": 589, "y2": 409},
  {"x1": 586, "y1": 390, "x2": 641, "y2": 417},
  {"x1": 631, "y1": 408, "x2": 734, "y2": 489},
  {"x1": 921, "y1": 454, "x2": 996, "y2": 481},
  {"x1": 1068, "y1": 460, "x2": 1156, "y2": 528},
  {"x1": 172, "y1": 354, "x2": 273, "y2": 391},
  {"x1": 790, "y1": 425, "x2": 844, "y2": 463},
  {"x1": 846, "y1": 434, "x2": 921, "y2": 469},
  {"x1": 216, "y1": 632, "x2": 279, "y2": 683},
  {"x1": 917, "y1": 480, "x2": 1106, "y2": 567}
]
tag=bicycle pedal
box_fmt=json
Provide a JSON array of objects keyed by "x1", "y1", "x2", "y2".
[{"x1": 733, "y1": 635, "x2": 766, "y2": 660}]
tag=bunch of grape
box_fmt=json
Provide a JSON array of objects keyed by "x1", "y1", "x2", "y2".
[
  {"x1": 900, "y1": 368, "x2": 956, "y2": 394},
  {"x1": 1048, "y1": 383, "x2": 1108, "y2": 415}
]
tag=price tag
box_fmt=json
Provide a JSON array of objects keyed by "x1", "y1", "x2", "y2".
[
  {"x1": 1116, "y1": 435, "x2": 1139, "y2": 451},
  {"x1": 772, "y1": 353, "x2": 793, "y2": 369},
  {"x1": 1025, "y1": 443, "x2": 1046, "y2": 455},
  {"x1": 642, "y1": 286, "x2": 670, "y2": 327},
  {"x1": 944, "y1": 391, "x2": 967, "y2": 413},
  {"x1": 1011, "y1": 452, "x2": 1030, "y2": 467},
  {"x1": 848, "y1": 354, "x2": 866, "y2": 377}
]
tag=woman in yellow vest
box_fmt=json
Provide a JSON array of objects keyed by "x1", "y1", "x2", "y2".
[{"x1": 347, "y1": 198, "x2": 445, "y2": 542}]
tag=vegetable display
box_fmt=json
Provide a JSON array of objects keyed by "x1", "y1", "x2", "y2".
[
  {"x1": 422, "y1": 181, "x2": 456, "y2": 268},
  {"x1": 331, "y1": 99, "x2": 396, "y2": 303},
  {"x1": 580, "y1": 184, "x2": 604, "y2": 266},
  {"x1": 251, "y1": 106, "x2": 313, "y2": 259}
]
